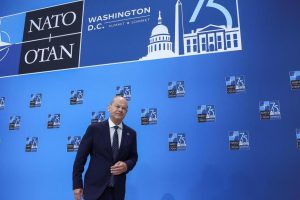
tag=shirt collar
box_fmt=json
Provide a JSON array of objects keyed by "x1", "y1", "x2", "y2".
[{"x1": 108, "y1": 118, "x2": 123, "y2": 130}]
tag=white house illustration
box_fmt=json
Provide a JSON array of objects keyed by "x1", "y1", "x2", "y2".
[
  {"x1": 184, "y1": 24, "x2": 241, "y2": 55},
  {"x1": 140, "y1": 11, "x2": 175, "y2": 60},
  {"x1": 141, "y1": 0, "x2": 241, "y2": 60}
]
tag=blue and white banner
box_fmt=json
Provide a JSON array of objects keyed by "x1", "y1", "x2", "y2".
[{"x1": 80, "y1": 0, "x2": 241, "y2": 66}]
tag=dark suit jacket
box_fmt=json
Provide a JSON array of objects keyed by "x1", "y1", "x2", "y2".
[{"x1": 73, "y1": 120, "x2": 138, "y2": 200}]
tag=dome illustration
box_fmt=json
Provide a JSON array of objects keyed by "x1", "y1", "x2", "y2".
[
  {"x1": 151, "y1": 12, "x2": 169, "y2": 36},
  {"x1": 140, "y1": 11, "x2": 175, "y2": 60}
]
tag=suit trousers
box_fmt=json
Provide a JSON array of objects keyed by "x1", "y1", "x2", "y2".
[{"x1": 97, "y1": 187, "x2": 115, "y2": 200}]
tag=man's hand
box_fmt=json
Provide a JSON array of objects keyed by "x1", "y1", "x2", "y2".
[
  {"x1": 111, "y1": 161, "x2": 128, "y2": 175},
  {"x1": 73, "y1": 188, "x2": 83, "y2": 200}
]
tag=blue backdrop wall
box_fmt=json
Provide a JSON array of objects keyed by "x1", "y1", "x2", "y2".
[{"x1": 0, "y1": 0, "x2": 300, "y2": 200}]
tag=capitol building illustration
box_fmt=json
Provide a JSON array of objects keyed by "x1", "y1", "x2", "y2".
[
  {"x1": 140, "y1": 11, "x2": 175, "y2": 60},
  {"x1": 140, "y1": 0, "x2": 241, "y2": 60}
]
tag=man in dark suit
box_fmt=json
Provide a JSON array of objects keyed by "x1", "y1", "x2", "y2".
[{"x1": 73, "y1": 96, "x2": 138, "y2": 200}]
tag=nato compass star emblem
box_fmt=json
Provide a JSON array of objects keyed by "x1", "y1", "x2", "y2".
[{"x1": 0, "y1": 19, "x2": 11, "y2": 62}]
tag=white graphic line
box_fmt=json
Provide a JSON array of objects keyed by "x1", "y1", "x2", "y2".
[
  {"x1": 14, "y1": 32, "x2": 81, "y2": 45},
  {"x1": 0, "y1": 46, "x2": 10, "y2": 52}
]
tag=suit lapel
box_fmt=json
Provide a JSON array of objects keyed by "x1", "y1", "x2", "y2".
[
  {"x1": 118, "y1": 125, "x2": 129, "y2": 158},
  {"x1": 103, "y1": 120, "x2": 114, "y2": 160}
]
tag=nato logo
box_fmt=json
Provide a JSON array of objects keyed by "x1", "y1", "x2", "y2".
[
  {"x1": 141, "y1": 108, "x2": 157, "y2": 125},
  {"x1": 70, "y1": 90, "x2": 84, "y2": 105},
  {"x1": 25, "y1": 137, "x2": 38, "y2": 152},
  {"x1": 289, "y1": 71, "x2": 300, "y2": 90},
  {"x1": 9, "y1": 116, "x2": 21, "y2": 130},
  {"x1": 67, "y1": 136, "x2": 81, "y2": 152},
  {"x1": 259, "y1": 100, "x2": 281, "y2": 120},
  {"x1": 0, "y1": 14, "x2": 24, "y2": 77},
  {"x1": 296, "y1": 129, "x2": 300, "y2": 149},
  {"x1": 91, "y1": 111, "x2": 106, "y2": 124},
  {"x1": 116, "y1": 85, "x2": 131, "y2": 101},
  {"x1": 0, "y1": 19, "x2": 11, "y2": 62},
  {"x1": 0, "y1": 97, "x2": 5, "y2": 109},
  {"x1": 197, "y1": 105, "x2": 216, "y2": 122},
  {"x1": 225, "y1": 75, "x2": 246, "y2": 94},
  {"x1": 30, "y1": 93, "x2": 42, "y2": 107},
  {"x1": 169, "y1": 133, "x2": 186, "y2": 151},
  {"x1": 47, "y1": 114, "x2": 60, "y2": 128},
  {"x1": 168, "y1": 81, "x2": 185, "y2": 98},
  {"x1": 229, "y1": 130, "x2": 250, "y2": 150}
]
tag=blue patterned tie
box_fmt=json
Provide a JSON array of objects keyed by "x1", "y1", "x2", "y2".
[{"x1": 109, "y1": 126, "x2": 119, "y2": 187}]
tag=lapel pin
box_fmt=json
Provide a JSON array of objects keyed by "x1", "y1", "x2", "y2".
[{"x1": 127, "y1": 132, "x2": 130, "y2": 136}]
